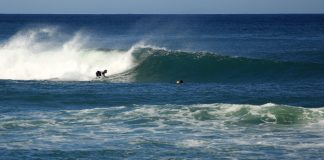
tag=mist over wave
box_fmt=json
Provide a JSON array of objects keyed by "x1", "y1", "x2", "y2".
[{"x1": 0, "y1": 27, "x2": 137, "y2": 81}]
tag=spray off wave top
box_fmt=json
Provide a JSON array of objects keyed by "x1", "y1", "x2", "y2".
[{"x1": 0, "y1": 27, "x2": 137, "y2": 81}]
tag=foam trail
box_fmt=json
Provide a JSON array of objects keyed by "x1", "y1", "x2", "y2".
[{"x1": 0, "y1": 27, "x2": 137, "y2": 81}]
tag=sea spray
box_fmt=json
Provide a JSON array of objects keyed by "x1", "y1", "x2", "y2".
[{"x1": 0, "y1": 27, "x2": 137, "y2": 81}]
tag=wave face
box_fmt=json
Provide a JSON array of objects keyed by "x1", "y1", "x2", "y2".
[
  {"x1": 127, "y1": 48, "x2": 324, "y2": 83},
  {"x1": 1, "y1": 27, "x2": 324, "y2": 82}
]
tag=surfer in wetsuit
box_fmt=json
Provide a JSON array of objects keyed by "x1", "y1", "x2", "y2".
[
  {"x1": 96, "y1": 71, "x2": 102, "y2": 78},
  {"x1": 176, "y1": 80, "x2": 184, "y2": 84},
  {"x1": 96, "y1": 69, "x2": 108, "y2": 78}
]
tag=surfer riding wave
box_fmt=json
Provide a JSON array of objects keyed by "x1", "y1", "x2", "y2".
[{"x1": 96, "y1": 69, "x2": 108, "y2": 78}]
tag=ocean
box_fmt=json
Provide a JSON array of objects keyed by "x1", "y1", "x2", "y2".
[{"x1": 0, "y1": 14, "x2": 324, "y2": 159}]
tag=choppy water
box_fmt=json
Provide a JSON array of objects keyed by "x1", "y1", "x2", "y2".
[{"x1": 1, "y1": 14, "x2": 324, "y2": 159}]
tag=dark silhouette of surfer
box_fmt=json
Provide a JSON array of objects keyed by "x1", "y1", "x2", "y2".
[
  {"x1": 96, "y1": 69, "x2": 108, "y2": 78},
  {"x1": 176, "y1": 80, "x2": 184, "y2": 84}
]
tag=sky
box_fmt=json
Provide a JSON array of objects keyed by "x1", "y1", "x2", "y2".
[{"x1": 0, "y1": 0, "x2": 324, "y2": 14}]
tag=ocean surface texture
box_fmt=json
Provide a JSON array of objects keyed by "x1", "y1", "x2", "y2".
[{"x1": 1, "y1": 14, "x2": 324, "y2": 159}]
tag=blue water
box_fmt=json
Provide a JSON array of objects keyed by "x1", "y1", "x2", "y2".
[{"x1": 1, "y1": 14, "x2": 324, "y2": 159}]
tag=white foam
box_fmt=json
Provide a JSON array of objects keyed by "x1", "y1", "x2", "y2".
[
  {"x1": 0, "y1": 27, "x2": 140, "y2": 81},
  {"x1": 292, "y1": 143, "x2": 324, "y2": 149},
  {"x1": 1, "y1": 103, "x2": 324, "y2": 152},
  {"x1": 178, "y1": 139, "x2": 206, "y2": 148}
]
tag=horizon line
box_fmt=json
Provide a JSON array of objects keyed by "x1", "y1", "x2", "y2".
[{"x1": 0, "y1": 13, "x2": 324, "y2": 15}]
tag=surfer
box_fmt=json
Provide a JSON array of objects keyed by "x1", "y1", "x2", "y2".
[
  {"x1": 176, "y1": 80, "x2": 184, "y2": 84},
  {"x1": 96, "y1": 69, "x2": 108, "y2": 78},
  {"x1": 96, "y1": 71, "x2": 102, "y2": 78}
]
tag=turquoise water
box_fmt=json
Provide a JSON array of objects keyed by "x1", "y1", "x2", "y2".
[{"x1": 1, "y1": 14, "x2": 324, "y2": 159}]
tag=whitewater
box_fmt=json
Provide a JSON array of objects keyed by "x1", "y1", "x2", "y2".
[{"x1": 0, "y1": 27, "x2": 140, "y2": 81}]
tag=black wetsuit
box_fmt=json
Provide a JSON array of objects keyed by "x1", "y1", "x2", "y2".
[{"x1": 96, "y1": 71, "x2": 102, "y2": 77}]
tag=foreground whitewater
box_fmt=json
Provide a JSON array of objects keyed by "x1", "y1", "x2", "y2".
[{"x1": 1, "y1": 101, "x2": 324, "y2": 159}]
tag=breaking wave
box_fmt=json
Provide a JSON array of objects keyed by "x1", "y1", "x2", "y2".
[
  {"x1": 1, "y1": 27, "x2": 324, "y2": 82},
  {"x1": 0, "y1": 27, "x2": 137, "y2": 81}
]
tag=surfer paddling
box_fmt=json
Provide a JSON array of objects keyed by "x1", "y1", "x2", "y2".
[
  {"x1": 96, "y1": 69, "x2": 108, "y2": 78},
  {"x1": 176, "y1": 80, "x2": 184, "y2": 84}
]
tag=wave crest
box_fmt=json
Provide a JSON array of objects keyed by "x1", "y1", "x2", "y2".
[{"x1": 1, "y1": 27, "x2": 324, "y2": 82}]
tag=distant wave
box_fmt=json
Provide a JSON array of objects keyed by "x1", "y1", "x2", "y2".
[{"x1": 1, "y1": 27, "x2": 324, "y2": 82}]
